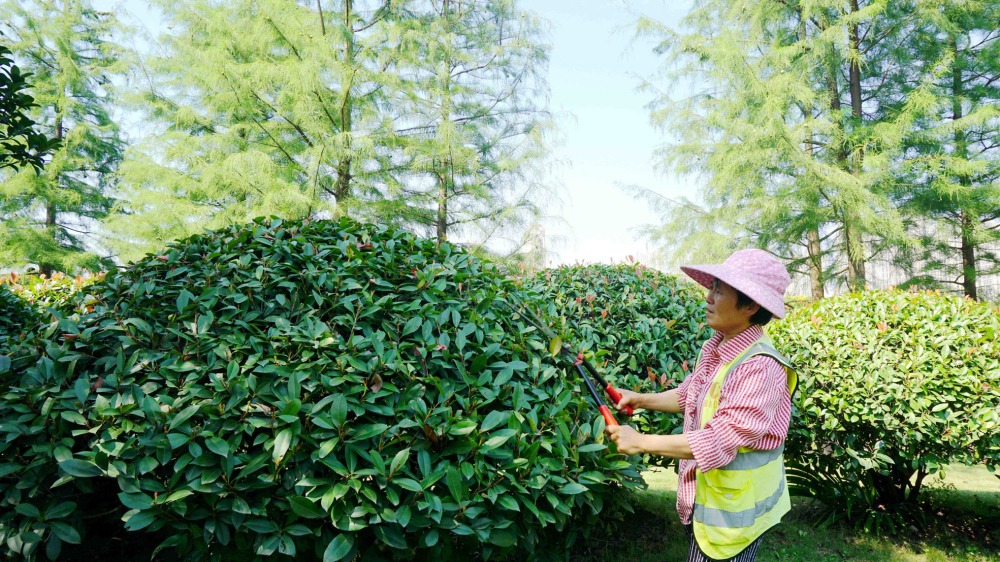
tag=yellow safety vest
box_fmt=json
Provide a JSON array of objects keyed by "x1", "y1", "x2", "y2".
[{"x1": 691, "y1": 334, "x2": 797, "y2": 560}]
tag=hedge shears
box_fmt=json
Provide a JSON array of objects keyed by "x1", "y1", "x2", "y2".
[{"x1": 504, "y1": 295, "x2": 631, "y2": 426}]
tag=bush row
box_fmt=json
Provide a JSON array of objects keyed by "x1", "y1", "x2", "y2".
[
  {"x1": 770, "y1": 289, "x2": 1000, "y2": 532},
  {"x1": 0, "y1": 218, "x2": 651, "y2": 562}
]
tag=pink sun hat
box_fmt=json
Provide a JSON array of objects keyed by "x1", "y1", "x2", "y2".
[{"x1": 681, "y1": 249, "x2": 791, "y2": 319}]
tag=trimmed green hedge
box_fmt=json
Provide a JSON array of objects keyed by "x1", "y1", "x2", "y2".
[
  {"x1": 770, "y1": 290, "x2": 1000, "y2": 532},
  {"x1": 0, "y1": 218, "x2": 642, "y2": 561},
  {"x1": 523, "y1": 263, "x2": 712, "y2": 466}
]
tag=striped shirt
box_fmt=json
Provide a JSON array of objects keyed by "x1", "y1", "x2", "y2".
[{"x1": 675, "y1": 325, "x2": 791, "y2": 525}]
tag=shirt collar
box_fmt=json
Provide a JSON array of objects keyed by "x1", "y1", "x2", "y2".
[{"x1": 706, "y1": 325, "x2": 764, "y2": 364}]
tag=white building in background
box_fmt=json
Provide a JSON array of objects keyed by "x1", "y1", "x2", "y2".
[
  {"x1": 782, "y1": 227, "x2": 1000, "y2": 301},
  {"x1": 519, "y1": 223, "x2": 547, "y2": 269}
]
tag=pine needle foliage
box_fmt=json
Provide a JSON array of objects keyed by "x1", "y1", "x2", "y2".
[
  {"x1": 890, "y1": 0, "x2": 1000, "y2": 300},
  {"x1": 630, "y1": 0, "x2": 948, "y2": 294},
  {"x1": 0, "y1": 0, "x2": 127, "y2": 274},
  {"x1": 106, "y1": 0, "x2": 556, "y2": 264}
]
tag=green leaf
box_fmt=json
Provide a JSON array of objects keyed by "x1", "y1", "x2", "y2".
[
  {"x1": 497, "y1": 495, "x2": 520, "y2": 512},
  {"x1": 123, "y1": 510, "x2": 157, "y2": 531},
  {"x1": 561, "y1": 483, "x2": 588, "y2": 495},
  {"x1": 449, "y1": 420, "x2": 477, "y2": 435},
  {"x1": 44, "y1": 502, "x2": 76, "y2": 520},
  {"x1": 243, "y1": 519, "x2": 278, "y2": 533},
  {"x1": 282, "y1": 399, "x2": 302, "y2": 416},
  {"x1": 117, "y1": 492, "x2": 153, "y2": 510},
  {"x1": 446, "y1": 467, "x2": 464, "y2": 502},
  {"x1": 73, "y1": 378, "x2": 89, "y2": 404},
  {"x1": 233, "y1": 497, "x2": 251, "y2": 514},
  {"x1": 138, "y1": 457, "x2": 159, "y2": 474},
  {"x1": 394, "y1": 478, "x2": 422, "y2": 492},
  {"x1": 48, "y1": 522, "x2": 81, "y2": 545},
  {"x1": 484, "y1": 432, "x2": 515, "y2": 448},
  {"x1": 288, "y1": 497, "x2": 325, "y2": 519},
  {"x1": 162, "y1": 490, "x2": 194, "y2": 504},
  {"x1": 373, "y1": 525, "x2": 407, "y2": 550},
  {"x1": 58, "y1": 459, "x2": 103, "y2": 478},
  {"x1": 46, "y1": 534, "x2": 61, "y2": 560},
  {"x1": 59, "y1": 411, "x2": 86, "y2": 425},
  {"x1": 549, "y1": 336, "x2": 562, "y2": 357},
  {"x1": 124, "y1": 317, "x2": 152, "y2": 334},
  {"x1": 15, "y1": 504, "x2": 40, "y2": 518},
  {"x1": 167, "y1": 403, "x2": 201, "y2": 430},
  {"x1": 177, "y1": 289, "x2": 194, "y2": 313},
  {"x1": 480, "y1": 410, "x2": 510, "y2": 432},
  {"x1": 205, "y1": 437, "x2": 230, "y2": 457},
  {"x1": 323, "y1": 534, "x2": 354, "y2": 562},
  {"x1": 352, "y1": 424, "x2": 388, "y2": 440},
  {"x1": 273, "y1": 429, "x2": 293, "y2": 463},
  {"x1": 470, "y1": 355, "x2": 488, "y2": 374},
  {"x1": 390, "y1": 448, "x2": 410, "y2": 476}
]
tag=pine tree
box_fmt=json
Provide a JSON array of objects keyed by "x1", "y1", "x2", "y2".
[
  {"x1": 893, "y1": 0, "x2": 1000, "y2": 300},
  {"x1": 0, "y1": 0, "x2": 126, "y2": 273},
  {"x1": 109, "y1": 0, "x2": 555, "y2": 261},
  {"x1": 391, "y1": 0, "x2": 555, "y2": 248},
  {"x1": 632, "y1": 0, "x2": 932, "y2": 294},
  {"x1": 106, "y1": 0, "x2": 406, "y2": 260}
]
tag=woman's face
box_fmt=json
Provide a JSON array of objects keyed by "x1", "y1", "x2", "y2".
[{"x1": 705, "y1": 278, "x2": 757, "y2": 333}]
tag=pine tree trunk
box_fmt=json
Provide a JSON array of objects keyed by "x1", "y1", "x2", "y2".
[
  {"x1": 41, "y1": 112, "x2": 63, "y2": 276},
  {"x1": 845, "y1": 0, "x2": 866, "y2": 292},
  {"x1": 952, "y1": 37, "x2": 977, "y2": 300},
  {"x1": 808, "y1": 227, "x2": 824, "y2": 301},
  {"x1": 798, "y1": 20, "x2": 826, "y2": 303},
  {"x1": 435, "y1": 0, "x2": 451, "y2": 246},
  {"x1": 825, "y1": 45, "x2": 864, "y2": 291},
  {"x1": 335, "y1": 0, "x2": 353, "y2": 209},
  {"x1": 961, "y1": 215, "x2": 977, "y2": 300},
  {"x1": 437, "y1": 172, "x2": 447, "y2": 245}
]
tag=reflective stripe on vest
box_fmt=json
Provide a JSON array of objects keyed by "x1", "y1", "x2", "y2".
[
  {"x1": 693, "y1": 464, "x2": 786, "y2": 528},
  {"x1": 691, "y1": 334, "x2": 797, "y2": 561}
]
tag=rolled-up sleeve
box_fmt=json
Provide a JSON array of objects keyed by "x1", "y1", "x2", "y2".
[
  {"x1": 675, "y1": 374, "x2": 693, "y2": 414},
  {"x1": 686, "y1": 356, "x2": 789, "y2": 471}
]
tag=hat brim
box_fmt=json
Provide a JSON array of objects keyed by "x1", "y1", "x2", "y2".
[{"x1": 681, "y1": 264, "x2": 786, "y2": 319}]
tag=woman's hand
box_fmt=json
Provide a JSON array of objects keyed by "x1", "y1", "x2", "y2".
[
  {"x1": 612, "y1": 388, "x2": 643, "y2": 413},
  {"x1": 605, "y1": 425, "x2": 646, "y2": 455}
]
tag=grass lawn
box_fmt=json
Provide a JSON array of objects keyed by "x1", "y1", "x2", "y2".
[{"x1": 568, "y1": 465, "x2": 1000, "y2": 562}]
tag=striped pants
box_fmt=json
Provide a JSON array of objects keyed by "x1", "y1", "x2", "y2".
[{"x1": 683, "y1": 525, "x2": 763, "y2": 562}]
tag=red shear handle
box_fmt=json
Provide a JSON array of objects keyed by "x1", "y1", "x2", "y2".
[
  {"x1": 598, "y1": 405, "x2": 619, "y2": 427},
  {"x1": 604, "y1": 384, "x2": 633, "y2": 416}
]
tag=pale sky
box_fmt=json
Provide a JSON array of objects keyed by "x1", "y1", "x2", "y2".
[
  {"x1": 522, "y1": 0, "x2": 700, "y2": 267},
  {"x1": 104, "y1": 0, "x2": 701, "y2": 268}
]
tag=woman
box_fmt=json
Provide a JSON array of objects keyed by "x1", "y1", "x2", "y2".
[{"x1": 605, "y1": 249, "x2": 797, "y2": 562}]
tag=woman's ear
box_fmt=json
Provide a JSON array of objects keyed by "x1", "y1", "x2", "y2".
[{"x1": 743, "y1": 302, "x2": 760, "y2": 318}]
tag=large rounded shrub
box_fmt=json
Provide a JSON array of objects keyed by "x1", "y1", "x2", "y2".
[
  {"x1": 522, "y1": 263, "x2": 712, "y2": 464},
  {"x1": 770, "y1": 290, "x2": 1000, "y2": 531},
  {"x1": 0, "y1": 217, "x2": 642, "y2": 561}
]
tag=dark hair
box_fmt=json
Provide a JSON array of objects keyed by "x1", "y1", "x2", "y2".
[{"x1": 735, "y1": 289, "x2": 773, "y2": 326}]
